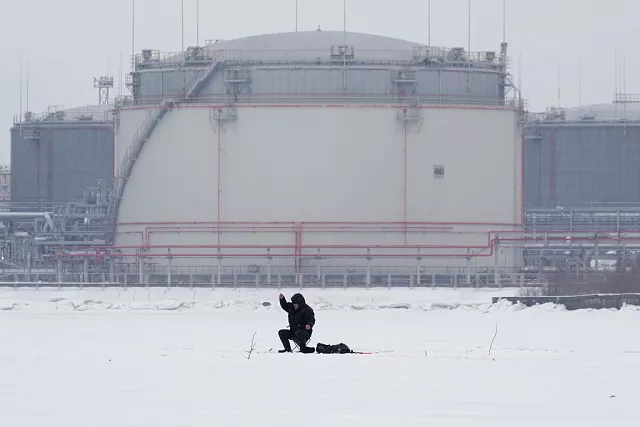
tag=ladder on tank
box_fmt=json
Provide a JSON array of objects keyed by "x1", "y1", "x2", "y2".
[{"x1": 105, "y1": 54, "x2": 225, "y2": 244}]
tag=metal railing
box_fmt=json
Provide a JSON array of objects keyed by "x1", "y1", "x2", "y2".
[
  {"x1": 132, "y1": 46, "x2": 507, "y2": 70},
  {"x1": 13, "y1": 105, "x2": 114, "y2": 125},
  {"x1": 117, "y1": 93, "x2": 522, "y2": 109},
  {"x1": 524, "y1": 106, "x2": 640, "y2": 124},
  {"x1": 0, "y1": 267, "x2": 538, "y2": 289}
]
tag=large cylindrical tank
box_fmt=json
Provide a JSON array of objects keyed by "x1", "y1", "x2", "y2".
[
  {"x1": 112, "y1": 31, "x2": 523, "y2": 273},
  {"x1": 525, "y1": 103, "x2": 640, "y2": 209},
  {"x1": 11, "y1": 105, "x2": 114, "y2": 208}
]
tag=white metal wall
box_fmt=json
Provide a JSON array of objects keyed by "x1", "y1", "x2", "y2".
[{"x1": 115, "y1": 105, "x2": 522, "y2": 270}]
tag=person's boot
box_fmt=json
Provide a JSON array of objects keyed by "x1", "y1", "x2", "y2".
[{"x1": 300, "y1": 346, "x2": 315, "y2": 354}]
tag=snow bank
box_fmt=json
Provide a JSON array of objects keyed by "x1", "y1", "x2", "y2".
[{"x1": 0, "y1": 286, "x2": 580, "y2": 314}]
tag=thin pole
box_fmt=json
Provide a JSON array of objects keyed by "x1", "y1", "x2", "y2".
[
  {"x1": 19, "y1": 55, "x2": 23, "y2": 126},
  {"x1": 623, "y1": 52, "x2": 627, "y2": 94},
  {"x1": 467, "y1": 0, "x2": 471, "y2": 90},
  {"x1": 119, "y1": 51, "x2": 123, "y2": 98},
  {"x1": 26, "y1": 57, "x2": 29, "y2": 114},
  {"x1": 197, "y1": 0, "x2": 200, "y2": 46},
  {"x1": 132, "y1": 0, "x2": 135, "y2": 71},
  {"x1": 343, "y1": 0, "x2": 346, "y2": 89},
  {"x1": 502, "y1": 0, "x2": 506, "y2": 43},
  {"x1": 578, "y1": 56, "x2": 582, "y2": 106},
  {"x1": 614, "y1": 48, "x2": 618, "y2": 95},
  {"x1": 181, "y1": 0, "x2": 185, "y2": 96},
  {"x1": 428, "y1": 0, "x2": 431, "y2": 45},
  {"x1": 517, "y1": 54, "x2": 523, "y2": 108},
  {"x1": 468, "y1": 0, "x2": 471, "y2": 55},
  {"x1": 557, "y1": 65, "x2": 561, "y2": 107},
  {"x1": 181, "y1": 0, "x2": 184, "y2": 53},
  {"x1": 296, "y1": 0, "x2": 298, "y2": 32}
]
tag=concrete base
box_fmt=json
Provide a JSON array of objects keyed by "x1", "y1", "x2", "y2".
[{"x1": 492, "y1": 294, "x2": 640, "y2": 310}]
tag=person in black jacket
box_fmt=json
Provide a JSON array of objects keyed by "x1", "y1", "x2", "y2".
[{"x1": 278, "y1": 293, "x2": 315, "y2": 353}]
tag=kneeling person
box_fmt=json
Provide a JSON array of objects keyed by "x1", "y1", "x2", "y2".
[{"x1": 278, "y1": 293, "x2": 315, "y2": 353}]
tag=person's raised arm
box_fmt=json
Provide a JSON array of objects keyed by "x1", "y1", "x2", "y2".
[{"x1": 279, "y1": 293, "x2": 290, "y2": 311}]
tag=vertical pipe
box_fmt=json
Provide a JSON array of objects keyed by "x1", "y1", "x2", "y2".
[
  {"x1": 521, "y1": 129, "x2": 525, "y2": 225},
  {"x1": 83, "y1": 258, "x2": 89, "y2": 283},
  {"x1": 217, "y1": 118, "x2": 221, "y2": 245},
  {"x1": 404, "y1": 120, "x2": 408, "y2": 245},
  {"x1": 295, "y1": 0, "x2": 298, "y2": 32},
  {"x1": 550, "y1": 130, "x2": 556, "y2": 205}
]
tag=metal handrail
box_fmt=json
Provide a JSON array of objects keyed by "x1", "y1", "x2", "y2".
[{"x1": 117, "y1": 93, "x2": 522, "y2": 109}]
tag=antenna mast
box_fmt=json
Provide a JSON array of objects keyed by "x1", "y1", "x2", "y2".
[
  {"x1": 428, "y1": 0, "x2": 431, "y2": 45},
  {"x1": 94, "y1": 77, "x2": 115, "y2": 105}
]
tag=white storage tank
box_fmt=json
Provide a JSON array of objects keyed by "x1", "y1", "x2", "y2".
[{"x1": 110, "y1": 31, "x2": 523, "y2": 275}]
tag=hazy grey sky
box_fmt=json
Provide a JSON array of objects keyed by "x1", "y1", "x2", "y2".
[{"x1": 1, "y1": 0, "x2": 638, "y2": 164}]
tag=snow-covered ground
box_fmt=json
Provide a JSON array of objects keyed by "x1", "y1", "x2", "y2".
[{"x1": 1, "y1": 286, "x2": 639, "y2": 426}]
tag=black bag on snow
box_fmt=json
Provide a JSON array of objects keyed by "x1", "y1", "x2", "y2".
[{"x1": 315, "y1": 342, "x2": 353, "y2": 354}]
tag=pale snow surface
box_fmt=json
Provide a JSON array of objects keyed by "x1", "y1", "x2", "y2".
[{"x1": 1, "y1": 286, "x2": 639, "y2": 426}]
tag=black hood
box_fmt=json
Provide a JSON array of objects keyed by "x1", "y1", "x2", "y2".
[{"x1": 291, "y1": 293, "x2": 306, "y2": 306}]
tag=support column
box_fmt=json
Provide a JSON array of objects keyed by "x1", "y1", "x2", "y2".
[
  {"x1": 26, "y1": 252, "x2": 32, "y2": 283},
  {"x1": 316, "y1": 249, "x2": 322, "y2": 284},
  {"x1": 416, "y1": 251, "x2": 422, "y2": 288},
  {"x1": 167, "y1": 248, "x2": 172, "y2": 288},
  {"x1": 83, "y1": 258, "x2": 89, "y2": 284},
  {"x1": 138, "y1": 249, "x2": 144, "y2": 285},
  {"x1": 57, "y1": 258, "x2": 63, "y2": 284},
  {"x1": 466, "y1": 250, "x2": 472, "y2": 285},
  {"x1": 109, "y1": 258, "x2": 115, "y2": 284},
  {"x1": 493, "y1": 239, "x2": 500, "y2": 287},
  {"x1": 216, "y1": 252, "x2": 222, "y2": 288},
  {"x1": 267, "y1": 249, "x2": 272, "y2": 287},
  {"x1": 366, "y1": 249, "x2": 371, "y2": 289},
  {"x1": 594, "y1": 233, "x2": 600, "y2": 272}
]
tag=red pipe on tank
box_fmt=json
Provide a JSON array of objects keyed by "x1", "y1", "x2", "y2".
[
  {"x1": 217, "y1": 117, "x2": 222, "y2": 246},
  {"x1": 118, "y1": 220, "x2": 519, "y2": 227},
  {"x1": 521, "y1": 127, "x2": 526, "y2": 224},
  {"x1": 404, "y1": 118, "x2": 408, "y2": 245},
  {"x1": 550, "y1": 129, "x2": 557, "y2": 206}
]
